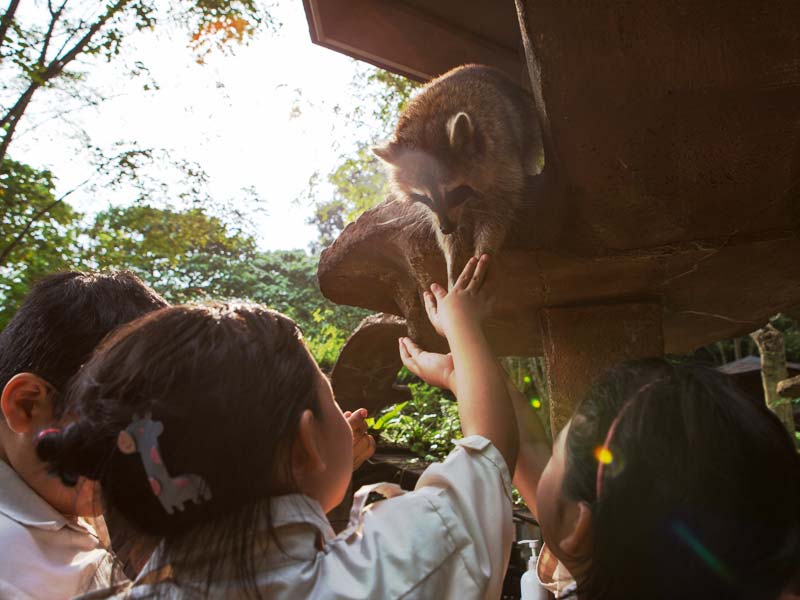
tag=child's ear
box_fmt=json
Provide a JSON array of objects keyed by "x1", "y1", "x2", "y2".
[
  {"x1": 1, "y1": 373, "x2": 54, "y2": 434},
  {"x1": 292, "y1": 409, "x2": 326, "y2": 478},
  {"x1": 560, "y1": 501, "x2": 593, "y2": 559}
]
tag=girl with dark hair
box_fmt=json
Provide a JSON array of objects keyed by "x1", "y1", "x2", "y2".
[
  {"x1": 36, "y1": 256, "x2": 520, "y2": 599},
  {"x1": 517, "y1": 359, "x2": 800, "y2": 599}
]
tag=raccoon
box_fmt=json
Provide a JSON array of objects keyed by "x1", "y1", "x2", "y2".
[{"x1": 374, "y1": 64, "x2": 543, "y2": 286}]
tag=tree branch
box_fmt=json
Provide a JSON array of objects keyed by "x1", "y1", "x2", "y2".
[
  {"x1": 0, "y1": 0, "x2": 133, "y2": 164},
  {"x1": 0, "y1": 0, "x2": 21, "y2": 56},
  {"x1": 37, "y1": 0, "x2": 69, "y2": 71},
  {"x1": 47, "y1": 0, "x2": 132, "y2": 79}
]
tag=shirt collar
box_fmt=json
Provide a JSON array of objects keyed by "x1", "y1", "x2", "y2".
[
  {"x1": 134, "y1": 494, "x2": 336, "y2": 585},
  {"x1": 269, "y1": 493, "x2": 335, "y2": 542},
  {"x1": 0, "y1": 459, "x2": 68, "y2": 530}
]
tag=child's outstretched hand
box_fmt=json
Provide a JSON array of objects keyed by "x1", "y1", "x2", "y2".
[
  {"x1": 344, "y1": 408, "x2": 376, "y2": 470},
  {"x1": 423, "y1": 255, "x2": 492, "y2": 337},
  {"x1": 407, "y1": 253, "x2": 518, "y2": 472},
  {"x1": 399, "y1": 337, "x2": 456, "y2": 392}
]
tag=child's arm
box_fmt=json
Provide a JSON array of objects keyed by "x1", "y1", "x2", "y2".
[
  {"x1": 399, "y1": 255, "x2": 518, "y2": 474},
  {"x1": 502, "y1": 369, "x2": 552, "y2": 519}
]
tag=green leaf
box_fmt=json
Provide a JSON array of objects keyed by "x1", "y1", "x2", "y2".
[{"x1": 372, "y1": 401, "x2": 409, "y2": 430}]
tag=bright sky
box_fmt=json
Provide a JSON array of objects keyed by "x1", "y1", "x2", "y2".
[{"x1": 12, "y1": 1, "x2": 376, "y2": 251}]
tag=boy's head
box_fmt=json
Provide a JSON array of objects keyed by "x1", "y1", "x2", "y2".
[
  {"x1": 0, "y1": 271, "x2": 167, "y2": 516},
  {"x1": 537, "y1": 358, "x2": 800, "y2": 600}
]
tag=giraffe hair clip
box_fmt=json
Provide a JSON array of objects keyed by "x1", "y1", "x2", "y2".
[{"x1": 116, "y1": 413, "x2": 212, "y2": 514}]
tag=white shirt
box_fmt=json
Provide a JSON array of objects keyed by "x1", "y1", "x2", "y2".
[
  {"x1": 0, "y1": 460, "x2": 120, "y2": 599},
  {"x1": 91, "y1": 435, "x2": 514, "y2": 599}
]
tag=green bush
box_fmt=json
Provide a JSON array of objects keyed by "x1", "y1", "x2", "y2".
[{"x1": 367, "y1": 382, "x2": 462, "y2": 461}]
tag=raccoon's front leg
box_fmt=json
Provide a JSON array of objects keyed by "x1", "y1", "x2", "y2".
[
  {"x1": 437, "y1": 229, "x2": 467, "y2": 288},
  {"x1": 472, "y1": 200, "x2": 514, "y2": 259}
]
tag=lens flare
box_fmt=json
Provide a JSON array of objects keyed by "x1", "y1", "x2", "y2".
[
  {"x1": 531, "y1": 398, "x2": 542, "y2": 409},
  {"x1": 594, "y1": 446, "x2": 613, "y2": 465},
  {"x1": 671, "y1": 520, "x2": 734, "y2": 585}
]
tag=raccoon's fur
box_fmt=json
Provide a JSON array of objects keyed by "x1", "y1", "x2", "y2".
[{"x1": 374, "y1": 64, "x2": 543, "y2": 285}]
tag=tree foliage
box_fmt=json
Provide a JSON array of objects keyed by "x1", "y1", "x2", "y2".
[
  {"x1": 86, "y1": 204, "x2": 258, "y2": 302},
  {"x1": 0, "y1": 0, "x2": 272, "y2": 264},
  {"x1": 307, "y1": 68, "x2": 419, "y2": 250},
  {"x1": 0, "y1": 1, "x2": 367, "y2": 368},
  {"x1": 0, "y1": 158, "x2": 81, "y2": 325}
]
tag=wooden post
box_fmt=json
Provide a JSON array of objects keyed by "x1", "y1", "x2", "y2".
[
  {"x1": 540, "y1": 302, "x2": 665, "y2": 433},
  {"x1": 750, "y1": 324, "x2": 796, "y2": 438}
]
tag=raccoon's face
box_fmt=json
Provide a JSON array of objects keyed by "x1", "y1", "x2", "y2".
[
  {"x1": 405, "y1": 180, "x2": 475, "y2": 236},
  {"x1": 374, "y1": 112, "x2": 481, "y2": 235}
]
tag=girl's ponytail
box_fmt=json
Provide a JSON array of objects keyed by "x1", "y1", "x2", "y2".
[{"x1": 36, "y1": 421, "x2": 116, "y2": 486}]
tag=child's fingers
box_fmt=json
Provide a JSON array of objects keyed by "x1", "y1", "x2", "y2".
[
  {"x1": 423, "y1": 290, "x2": 437, "y2": 319},
  {"x1": 343, "y1": 410, "x2": 352, "y2": 419},
  {"x1": 399, "y1": 337, "x2": 410, "y2": 359},
  {"x1": 399, "y1": 337, "x2": 427, "y2": 376},
  {"x1": 348, "y1": 409, "x2": 369, "y2": 434},
  {"x1": 401, "y1": 336, "x2": 423, "y2": 356},
  {"x1": 399, "y1": 337, "x2": 417, "y2": 368},
  {"x1": 467, "y1": 254, "x2": 490, "y2": 291},
  {"x1": 454, "y1": 257, "x2": 478, "y2": 290},
  {"x1": 352, "y1": 431, "x2": 376, "y2": 470},
  {"x1": 430, "y1": 283, "x2": 446, "y2": 299}
]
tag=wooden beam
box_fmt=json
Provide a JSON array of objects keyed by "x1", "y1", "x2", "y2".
[
  {"x1": 303, "y1": 0, "x2": 524, "y2": 82},
  {"x1": 541, "y1": 302, "x2": 665, "y2": 433}
]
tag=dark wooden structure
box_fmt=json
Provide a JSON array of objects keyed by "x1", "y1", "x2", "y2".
[{"x1": 305, "y1": 1, "x2": 800, "y2": 430}]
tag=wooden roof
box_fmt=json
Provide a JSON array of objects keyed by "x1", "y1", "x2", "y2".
[{"x1": 302, "y1": 0, "x2": 526, "y2": 83}]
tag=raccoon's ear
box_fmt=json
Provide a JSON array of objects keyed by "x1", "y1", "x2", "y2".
[
  {"x1": 372, "y1": 142, "x2": 400, "y2": 164},
  {"x1": 447, "y1": 112, "x2": 473, "y2": 150}
]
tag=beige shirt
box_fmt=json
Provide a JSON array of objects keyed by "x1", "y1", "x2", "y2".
[
  {"x1": 91, "y1": 435, "x2": 514, "y2": 599},
  {"x1": 0, "y1": 461, "x2": 120, "y2": 599}
]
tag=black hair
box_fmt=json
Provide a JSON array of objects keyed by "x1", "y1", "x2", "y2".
[
  {"x1": 0, "y1": 270, "x2": 167, "y2": 410},
  {"x1": 36, "y1": 302, "x2": 320, "y2": 598},
  {"x1": 564, "y1": 359, "x2": 800, "y2": 600}
]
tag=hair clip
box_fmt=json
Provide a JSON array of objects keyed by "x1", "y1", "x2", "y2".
[{"x1": 117, "y1": 413, "x2": 212, "y2": 514}]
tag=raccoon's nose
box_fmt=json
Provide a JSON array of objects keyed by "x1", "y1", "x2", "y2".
[{"x1": 439, "y1": 222, "x2": 455, "y2": 235}]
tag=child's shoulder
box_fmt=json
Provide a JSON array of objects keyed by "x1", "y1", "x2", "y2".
[{"x1": 0, "y1": 462, "x2": 117, "y2": 597}]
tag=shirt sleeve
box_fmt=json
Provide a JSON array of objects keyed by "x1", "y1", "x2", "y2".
[
  {"x1": 0, "y1": 581, "x2": 37, "y2": 600},
  {"x1": 413, "y1": 435, "x2": 515, "y2": 597}
]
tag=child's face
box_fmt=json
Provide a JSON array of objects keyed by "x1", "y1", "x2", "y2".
[
  {"x1": 536, "y1": 420, "x2": 592, "y2": 575},
  {"x1": 301, "y1": 362, "x2": 353, "y2": 513},
  {"x1": 537, "y1": 421, "x2": 571, "y2": 557},
  {"x1": 0, "y1": 374, "x2": 101, "y2": 517}
]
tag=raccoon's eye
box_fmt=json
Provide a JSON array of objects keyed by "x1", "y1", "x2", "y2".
[
  {"x1": 445, "y1": 185, "x2": 474, "y2": 207},
  {"x1": 410, "y1": 193, "x2": 433, "y2": 209}
]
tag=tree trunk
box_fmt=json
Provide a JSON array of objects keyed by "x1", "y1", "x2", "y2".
[{"x1": 750, "y1": 324, "x2": 796, "y2": 437}]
